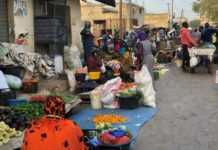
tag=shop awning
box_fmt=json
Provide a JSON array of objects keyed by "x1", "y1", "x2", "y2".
[{"x1": 95, "y1": 0, "x2": 116, "y2": 7}]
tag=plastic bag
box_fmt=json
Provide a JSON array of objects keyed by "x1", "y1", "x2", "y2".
[
  {"x1": 54, "y1": 55, "x2": 64, "y2": 73},
  {"x1": 0, "y1": 43, "x2": 9, "y2": 59},
  {"x1": 64, "y1": 46, "x2": 82, "y2": 70},
  {"x1": 5, "y1": 74, "x2": 22, "y2": 90},
  {"x1": 65, "y1": 70, "x2": 76, "y2": 92},
  {"x1": 0, "y1": 71, "x2": 9, "y2": 89},
  {"x1": 134, "y1": 65, "x2": 156, "y2": 108},
  {"x1": 190, "y1": 56, "x2": 199, "y2": 68}
]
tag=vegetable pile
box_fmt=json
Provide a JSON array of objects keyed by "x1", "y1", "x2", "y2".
[
  {"x1": 13, "y1": 103, "x2": 44, "y2": 120},
  {"x1": 93, "y1": 114, "x2": 127, "y2": 125},
  {"x1": 0, "y1": 107, "x2": 29, "y2": 131},
  {"x1": 50, "y1": 92, "x2": 77, "y2": 103},
  {"x1": 0, "y1": 121, "x2": 22, "y2": 146}
]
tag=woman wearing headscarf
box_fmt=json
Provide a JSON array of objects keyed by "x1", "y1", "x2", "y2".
[
  {"x1": 138, "y1": 30, "x2": 155, "y2": 80},
  {"x1": 81, "y1": 21, "x2": 95, "y2": 64},
  {"x1": 22, "y1": 96, "x2": 87, "y2": 150}
]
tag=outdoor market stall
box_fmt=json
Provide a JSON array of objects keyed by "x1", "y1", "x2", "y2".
[{"x1": 0, "y1": 32, "x2": 161, "y2": 149}]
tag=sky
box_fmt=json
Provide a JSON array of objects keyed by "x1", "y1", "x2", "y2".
[
  {"x1": 89, "y1": 0, "x2": 199, "y2": 20},
  {"x1": 143, "y1": 0, "x2": 199, "y2": 20}
]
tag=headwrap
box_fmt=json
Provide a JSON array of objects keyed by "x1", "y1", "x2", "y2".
[
  {"x1": 138, "y1": 31, "x2": 148, "y2": 41},
  {"x1": 44, "y1": 96, "x2": 65, "y2": 117}
]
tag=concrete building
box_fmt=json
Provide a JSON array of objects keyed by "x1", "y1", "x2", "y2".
[
  {"x1": 144, "y1": 13, "x2": 170, "y2": 28},
  {"x1": 81, "y1": 1, "x2": 144, "y2": 37},
  {"x1": 0, "y1": 0, "x2": 82, "y2": 51}
]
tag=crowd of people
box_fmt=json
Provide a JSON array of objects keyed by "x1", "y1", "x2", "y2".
[
  {"x1": 80, "y1": 20, "x2": 218, "y2": 76},
  {"x1": 19, "y1": 21, "x2": 218, "y2": 150},
  {"x1": 180, "y1": 22, "x2": 218, "y2": 73},
  {"x1": 80, "y1": 21, "x2": 174, "y2": 80}
]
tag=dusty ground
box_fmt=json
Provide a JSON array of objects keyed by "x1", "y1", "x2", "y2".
[{"x1": 136, "y1": 65, "x2": 218, "y2": 150}]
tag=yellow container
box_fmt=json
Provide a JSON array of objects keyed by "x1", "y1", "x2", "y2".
[{"x1": 88, "y1": 72, "x2": 101, "y2": 80}]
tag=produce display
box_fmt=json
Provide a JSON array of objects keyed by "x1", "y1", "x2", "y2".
[
  {"x1": 50, "y1": 92, "x2": 77, "y2": 103},
  {"x1": 99, "y1": 128, "x2": 131, "y2": 145},
  {"x1": 96, "y1": 123, "x2": 113, "y2": 132},
  {"x1": 29, "y1": 95, "x2": 47, "y2": 103},
  {"x1": 93, "y1": 114, "x2": 127, "y2": 125},
  {"x1": 0, "y1": 107, "x2": 29, "y2": 131},
  {"x1": 13, "y1": 103, "x2": 44, "y2": 120},
  {"x1": 119, "y1": 83, "x2": 136, "y2": 91},
  {"x1": 0, "y1": 121, "x2": 22, "y2": 146},
  {"x1": 117, "y1": 88, "x2": 138, "y2": 98}
]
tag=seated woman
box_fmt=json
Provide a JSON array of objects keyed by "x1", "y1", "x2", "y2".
[
  {"x1": 87, "y1": 48, "x2": 103, "y2": 72},
  {"x1": 22, "y1": 96, "x2": 87, "y2": 150}
]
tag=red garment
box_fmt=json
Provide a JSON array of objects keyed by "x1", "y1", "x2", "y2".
[
  {"x1": 22, "y1": 117, "x2": 87, "y2": 150},
  {"x1": 180, "y1": 28, "x2": 196, "y2": 47},
  {"x1": 87, "y1": 55, "x2": 102, "y2": 72},
  {"x1": 16, "y1": 39, "x2": 26, "y2": 45},
  {"x1": 114, "y1": 41, "x2": 121, "y2": 53}
]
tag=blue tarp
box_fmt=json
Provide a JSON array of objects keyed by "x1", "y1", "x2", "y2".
[{"x1": 70, "y1": 107, "x2": 158, "y2": 138}]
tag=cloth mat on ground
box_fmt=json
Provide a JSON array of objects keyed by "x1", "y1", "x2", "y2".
[{"x1": 70, "y1": 107, "x2": 158, "y2": 139}]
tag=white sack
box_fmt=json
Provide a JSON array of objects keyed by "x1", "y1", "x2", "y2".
[{"x1": 134, "y1": 65, "x2": 156, "y2": 108}]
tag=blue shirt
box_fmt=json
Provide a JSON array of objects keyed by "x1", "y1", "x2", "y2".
[{"x1": 202, "y1": 28, "x2": 217, "y2": 43}]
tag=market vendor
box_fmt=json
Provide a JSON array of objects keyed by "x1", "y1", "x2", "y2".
[
  {"x1": 81, "y1": 21, "x2": 95, "y2": 64},
  {"x1": 202, "y1": 23, "x2": 217, "y2": 44},
  {"x1": 22, "y1": 96, "x2": 87, "y2": 150},
  {"x1": 180, "y1": 22, "x2": 197, "y2": 72},
  {"x1": 16, "y1": 33, "x2": 28, "y2": 45},
  {"x1": 87, "y1": 48, "x2": 103, "y2": 73},
  {"x1": 138, "y1": 30, "x2": 155, "y2": 79}
]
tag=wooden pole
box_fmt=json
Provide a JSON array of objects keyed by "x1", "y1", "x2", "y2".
[
  {"x1": 171, "y1": 0, "x2": 174, "y2": 28},
  {"x1": 168, "y1": 3, "x2": 171, "y2": 28},
  {"x1": 129, "y1": 0, "x2": 132, "y2": 29},
  {"x1": 119, "y1": 0, "x2": 123, "y2": 39}
]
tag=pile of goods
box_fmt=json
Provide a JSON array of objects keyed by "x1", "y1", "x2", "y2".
[
  {"x1": 0, "y1": 107, "x2": 30, "y2": 131},
  {"x1": 0, "y1": 103, "x2": 44, "y2": 131},
  {"x1": 13, "y1": 103, "x2": 44, "y2": 120},
  {"x1": 99, "y1": 128, "x2": 131, "y2": 145},
  {"x1": 0, "y1": 121, "x2": 22, "y2": 146},
  {"x1": 50, "y1": 92, "x2": 78, "y2": 104},
  {"x1": 85, "y1": 124, "x2": 132, "y2": 149},
  {"x1": 93, "y1": 114, "x2": 127, "y2": 125},
  {"x1": 119, "y1": 83, "x2": 136, "y2": 91},
  {"x1": 117, "y1": 85, "x2": 141, "y2": 109}
]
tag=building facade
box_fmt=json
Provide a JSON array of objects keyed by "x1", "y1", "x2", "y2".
[
  {"x1": 0, "y1": 0, "x2": 82, "y2": 51},
  {"x1": 144, "y1": 13, "x2": 170, "y2": 28},
  {"x1": 81, "y1": 1, "x2": 144, "y2": 37}
]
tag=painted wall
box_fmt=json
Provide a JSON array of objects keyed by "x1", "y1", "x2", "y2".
[
  {"x1": 144, "y1": 13, "x2": 169, "y2": 28},
  {"x1": 13, "y1": 0, "x2": 34, "y2": 50},
  {"x1": 81, "y1": 2, "x2": 144, "y2": 34},
  {"x1": 68, "y1": 0, "x2": 82, "y2": 50}
]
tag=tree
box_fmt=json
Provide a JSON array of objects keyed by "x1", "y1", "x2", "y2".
[
  {"x1": 192, "y1": 1, "x2": 200, "y2": 13},
  {"x1": 190, "y1": 20, "x2": 201, "y2": 29},
  {"x1": 193, "y1": 0, "x2": 218, "y2": 23}
]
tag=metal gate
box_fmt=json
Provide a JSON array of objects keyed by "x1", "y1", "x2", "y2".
[{"x1": 0, "y1": 0, "x2": 9, "y2": 42}]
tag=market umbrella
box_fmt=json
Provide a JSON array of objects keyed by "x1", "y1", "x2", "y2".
[{"x1": 95, "y1": 0, "x2": 116, "y2": 7}]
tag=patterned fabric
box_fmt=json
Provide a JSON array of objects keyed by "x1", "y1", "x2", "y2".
[
  {"x1": 44, "y1": 96, "x2": 65, "y2": 117},
  {"x1": 22, "y1": 117, "x2": 87, "y2": 150}
]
